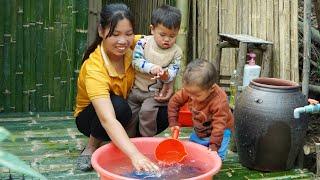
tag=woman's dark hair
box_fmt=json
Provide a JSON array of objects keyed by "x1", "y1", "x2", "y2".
[
  {"x1": 82, "y1": 3, "x2": 135, "y2": 62},
  {"x1": 151, "y1": 5, "x2": 181, "y2": 30},
  {"x1": 183, "y1": 59, "x2": 218, "y2": 90}
]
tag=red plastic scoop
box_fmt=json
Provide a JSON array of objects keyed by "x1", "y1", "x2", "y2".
[{"x1": 155, "y1": 128, "x2": 187, "y2": 165}]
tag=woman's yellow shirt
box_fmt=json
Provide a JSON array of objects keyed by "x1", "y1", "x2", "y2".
[{"x1": 74, "y1": 35, "x2": 141, "y2": 117}]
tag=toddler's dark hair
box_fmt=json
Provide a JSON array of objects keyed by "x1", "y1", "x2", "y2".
[
  {"x1": 151, "y1": 5, "x2": 181, "y2": 30},
  {"x1": 183, "y1": 59, "x2": 218, "y2": 90}
]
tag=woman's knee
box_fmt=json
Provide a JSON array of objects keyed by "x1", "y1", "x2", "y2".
[{"x1": 110, "y1": 94, "x2": 132, "y2": 124}]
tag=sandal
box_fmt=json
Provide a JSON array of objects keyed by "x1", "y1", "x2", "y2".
[{"x1": 76, "y1": 154, "x2": 92, "y2": 171}]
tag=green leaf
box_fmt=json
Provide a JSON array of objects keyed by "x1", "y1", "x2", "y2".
[
  {"x1": 0, "y1": 126, "x2": 10, "y2": 142},
  {"x1": 0, "y1": 150, "x2": 47, "y2": 179}
]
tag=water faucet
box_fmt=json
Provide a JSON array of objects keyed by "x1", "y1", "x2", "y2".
[{"x1": 293, "y1": 99, "x2": 320, "y2": 119}]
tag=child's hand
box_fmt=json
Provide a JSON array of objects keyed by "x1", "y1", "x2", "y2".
[
  {"x1": 170, "y1": 126, "x2": 180, "y2": 133},
  {"x1": 208, "y1": 145, "x2": 218, "y2": 152},
  {"x1": 150, "y1": 65, "x2": 164, "y2": 78},
  {"x1": 154, "y1": 81, "x2": 174, "y2": 102},
  {"x1": 159, "y1": 69, "x2": 169, "y2": 81}
]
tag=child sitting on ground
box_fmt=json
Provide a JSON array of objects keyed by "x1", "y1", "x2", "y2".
[
  {"x1": 127, "y1": 5, "x2": 182, "y2": 137},
  {"x1": 168, "y1": 59, "x2": 234, "y2": 160}
]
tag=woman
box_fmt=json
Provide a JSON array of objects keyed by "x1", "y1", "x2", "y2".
[{"x1": 74, "y1": 3, "x2": 171, "y2": 172}]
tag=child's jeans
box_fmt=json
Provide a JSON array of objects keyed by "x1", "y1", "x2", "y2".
[{"x1": 189, "y1": 129, "x2": 231, "y2": 160}]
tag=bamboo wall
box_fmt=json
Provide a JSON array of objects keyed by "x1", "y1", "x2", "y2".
[
  {"x1": 0, "y1": 0, "x2": 88, "y2": 113},
  {"x1": 192, "y1": 0, "x2": 299, "y2": 82}
]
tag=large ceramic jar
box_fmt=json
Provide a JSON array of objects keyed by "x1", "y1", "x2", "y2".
[{"x1": 234, "y1": 78, "x2": 308, "y2": 171}]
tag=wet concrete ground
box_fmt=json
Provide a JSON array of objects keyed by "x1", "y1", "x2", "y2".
[{"x1": 0, "y1": 113, "x2": 314, "y2": 179}]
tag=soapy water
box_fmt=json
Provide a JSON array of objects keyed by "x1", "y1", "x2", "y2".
[{"x1": 103, "y1": 154, "x2": 208, "y2": 179}]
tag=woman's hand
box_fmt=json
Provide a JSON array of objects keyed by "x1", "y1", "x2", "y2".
[
  {"x1": 130, "y1": 152, "x2": 159, "y2": 172},
  {"x1": 154, "y1": 81, "x2": 174, "y2": 102}
]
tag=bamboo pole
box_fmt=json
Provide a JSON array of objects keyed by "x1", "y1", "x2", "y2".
[
  {"x1": 23, "y1": 0, "x2": 32, "y2": 112},
  {"x1": 15, "y1": 0, "x2": 24, "y2": 112},
  {"x1": 59, "y1": 0, "x2": 72, "y2": 111},
  {"x1": 10, "y1": 0, "x2": 17, "y2": 112},
  {"x1": 3, "y1": 0, "x2": 11, "y2": 112},
  {"x1": 35, "y1": 0, "x2": 44, "y2": 112},
  {"x1": 65, "y1": 0, "x2": 76, "y2": 111},
  {"x1": 175, "y1": 0, "x2": 189, "y2": 89},
  {"x1": 0, "y1": 0, "x2": 4, "y2": 112},
  {"x1": 43, "y1": 0, "x2": 55, "y2": 111},
  {"x1": 53, "y1": 0, "x2": 62, "y2": 111},
  {"x1": 74, "y1": 0, "x2": 88, "y2": 111},
  {"x1": 302, "y1": 0, "x2": 312, "y2": 97},
  {"x1": 29, "y1": 0, "x2": 36, "y2": 112}
]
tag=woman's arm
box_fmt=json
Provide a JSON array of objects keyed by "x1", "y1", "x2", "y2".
[{"x1": 92, "y1": 97, "x2": 159, "y2": 172}]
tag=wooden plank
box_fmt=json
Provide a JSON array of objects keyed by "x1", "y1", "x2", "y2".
[
  {"x1": 219, "y1": 0, "x2": 229, "y2": 75},
  {"x1": 236, "y1": 42, "x2": 247, "y2": 85},
  {"x1": 261, "y1": 44, "x2": 272, "y2": 77},
  {"x1": 236, "y1": 0, "x2": 242, "y2": 34},
  {"x1": 259, "y1": 0, "x2": 267, "y2": 40},
  {"x1": 290, "y1": 0, "x2": 299, "y2": 83},
  {"x1": 273, "y1": 0, "x2": 280, "y2": 78},
  {"x1": 192, "y1": 0, "x2": 196, "y2": 58},
  {"x1": 278, "y1": 0, "x2": 291, "y2": 80},
  {"x1": 220, "y1": 0, "x2": 237, "y2": 75},
  {"x1": 197, "y1": 0, "x2": 204, "y2": 58},
  {"x1": 203, "y1": 0, "x2": 209, "y2": 60},
  {"x1": 266, "y1": 0, "x2": 274, "y2": 77},
  {"x1": 241, "y1": 0, "x2": 249, "y2": 34},
  {"x1": 251, "y1": 0, "x2": 257, "y2": 37},
  {"x1": 87, "y1": 0, "x2": 101, "y2": 46}
]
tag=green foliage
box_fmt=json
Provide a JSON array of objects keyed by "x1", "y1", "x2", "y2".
[{"x1": 0, "y1": 126, "x2": 47, "y2": 179}]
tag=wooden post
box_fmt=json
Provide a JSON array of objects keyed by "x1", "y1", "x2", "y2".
[
  {"x1": 215, "y1": 37, "x2": 222, "y2": 79},
  {"x1": 236, "y1": 42, "x2": 248, "y2": 88},
  {"x1": 87, "y1": 0, "x2": 102, "y2": 46},
  {"x1": 316, "y1": 143, "x2": 320, "y2": 177},
  {"x1": 302, "y1": 0, "x2": 312, "y2": 97},
  {"x1": 261, "y1": 44, "x2": 273, "y2": 77}
]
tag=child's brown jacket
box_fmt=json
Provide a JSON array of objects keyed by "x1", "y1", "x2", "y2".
[{"x1": 168, "y1": 85, "x2": 235, "y2": 151}]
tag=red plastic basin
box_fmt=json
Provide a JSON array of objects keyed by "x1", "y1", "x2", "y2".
[{"x1": 91, "y1": 137, "x2": 222, "y2": 180}]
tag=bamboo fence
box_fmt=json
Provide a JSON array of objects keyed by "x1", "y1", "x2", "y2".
[
  {"x1": 0, "y1": 0, "x2": 88, "y2": 113},
  {"x1": 192, "y1": 0, "x2": 299, "y2": 82}
]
